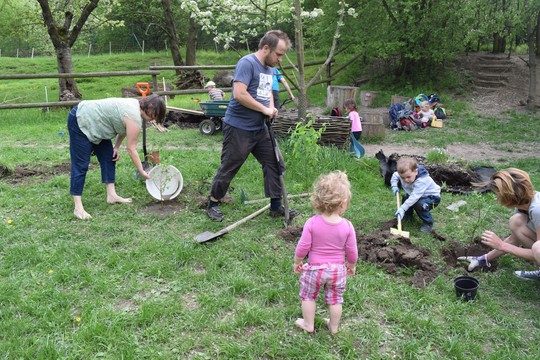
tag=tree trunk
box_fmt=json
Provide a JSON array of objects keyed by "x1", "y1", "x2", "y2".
[
  {"x1": 37, "y1": 0, "x2": 99, "y2": 100},
  {"x1": 162, "y1": 0, "x2": 184, "y2": 75},
  {"x1": 186, "y1": 15, "x2": 198, "y2": 66},
  {"x1": 56, "y1": 44, "x2": 81, "y2": 99},
  {"x1": 492, "y1": 32, "x2": 506, "y2": 53},
  {"x1": 536, "y1": 11, "x2": 540, "y2": 57},
  {"x1": 528, "y1": 11, "x2": 538, "y2": 111}
]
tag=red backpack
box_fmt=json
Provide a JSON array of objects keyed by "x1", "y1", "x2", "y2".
[
  {"x1": 330, "y1": 107, "x2": 342, "y2": 116},
  {"x1": 399, "y1": 117, "x2": 418, "y2": 131}
]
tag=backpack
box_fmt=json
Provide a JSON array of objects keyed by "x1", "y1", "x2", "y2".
[
  {"x1": 330, "y1": 107, "x2": 342, "y2": 117},
  {"x1": 414, "y1": 93, "x2": 429, "y2": 105},
  {"x1": 400, "y1": 117, "x2": 418, "y2": 131},
  {"x1": 389, "y1": 103, "x2": 403, "y2": 129},
  {"x1": 428, "y1": 94, "x2": 441, "y2": 105},
  {"x1": 434, "y1": 105, "x2": 446, "y2": 119}
]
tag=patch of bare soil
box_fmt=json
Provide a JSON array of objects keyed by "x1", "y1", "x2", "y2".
[
  {"x1": 278, "y1": 219, "x2": 496, "y2": 289},
  {"x1": 363, "y1": 143, "x2": 532, "y2": 164},
  {"x1": 375, "y1": 150, "x2": 496, "y2": 194},
  {"x1": 0, "y1": 163, "x2": 72, "y2": 185},
  {"x1": 441, "y1": 239, "x2": 498, "y2": 272},
  {"x1": 141, "y1": 182, "x2": 235, "y2": 217}
]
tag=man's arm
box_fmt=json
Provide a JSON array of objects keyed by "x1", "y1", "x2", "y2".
[{"x1": 232, "y1": 81, "x2": 276, "y2": 117}]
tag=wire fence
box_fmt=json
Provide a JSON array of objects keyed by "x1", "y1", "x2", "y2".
[{"x1": 0, "y1": 40, "x2": 170, "y2": 58}]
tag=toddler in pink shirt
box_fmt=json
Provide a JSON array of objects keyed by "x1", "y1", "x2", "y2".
[{"x1": 293, "y1": 171, "x2": 358, "y2": 334}]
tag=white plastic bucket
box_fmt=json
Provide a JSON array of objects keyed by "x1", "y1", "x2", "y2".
[{"x1": 146, "y1": 165, "x2": 183, "y2": 201}]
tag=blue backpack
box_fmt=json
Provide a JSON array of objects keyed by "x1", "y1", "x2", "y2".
[{"x1": 389, "y1": 103, "x2": 403, "y2": 129}]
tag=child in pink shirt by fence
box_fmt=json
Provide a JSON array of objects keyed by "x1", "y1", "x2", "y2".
[
  {"x1": 293, "y1": 170, "x2": 358, "y2": 334},
  {"x1": 344, "y1": 99, "x2": 362, "y2": 140}
]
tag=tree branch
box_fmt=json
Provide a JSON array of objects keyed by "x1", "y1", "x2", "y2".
[
  {"x1": 381, "y1": 0, "x2": 398, "y2": 25},
  {"x1": 330, "y1": 50, "x2": 365, "y2": 77},
  {"x1": 69, "y1": 0, "x2": 99, "y2": 47},
  {"x1": 36, "y1": 0, "x2": 60, "y2": 48},
  {"x1": 305, "y1": 2, "x2": 346, "y2": 88}
]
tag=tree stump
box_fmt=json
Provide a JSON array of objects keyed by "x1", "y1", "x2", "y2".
[
  {"x1": 360, "y1": 90, "x2": 380, "y2": 107},
  {"x1": 326, "y1": 86, "x2": 358, "y2": 108}
]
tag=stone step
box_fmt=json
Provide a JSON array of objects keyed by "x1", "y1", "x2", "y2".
[
  {"x1": 474, "y1": 86, "x2": 502, "y2": 93},
  {"x1": 475, "y1": 79, "x2": 507, "y2": 88},
  {"x1": 477, "y1": 55, "x2": 512, "y2": 64},
  {"x1": 475, "y1": 72, "x2": 509, "y2": 82},
  {"x1": 477, "y1": 63, "x2": 513, "y2": 72}
]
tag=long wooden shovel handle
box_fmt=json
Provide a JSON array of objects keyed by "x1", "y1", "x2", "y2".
[
  {"x1": 243, "y1": 192, "x2": 311, "y2": 205},
  {"x1": 221, "y1": 204, "x2": 271, "y2": 234},
  {"x1": 396, "y1": 192, "x2": 403, "y2": 232}
]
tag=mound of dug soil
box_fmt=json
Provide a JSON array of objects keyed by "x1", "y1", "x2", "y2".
[
  {"x1": 279, "y1": 219, "x2": 496, "y2": 289},
  {"x1": 359, "y1": 220, "x2": 439, "y2": 288}
]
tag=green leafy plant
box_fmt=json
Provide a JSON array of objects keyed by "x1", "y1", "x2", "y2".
[
  {"x1": 425, "y1": 148, "x2": 449, "y2": 163},
  {"x1": 288, "y1": 114, "x2": 326, "y2": 169}
]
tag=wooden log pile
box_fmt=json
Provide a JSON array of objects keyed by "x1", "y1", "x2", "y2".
[
  {"x1": 272, "y1": 113, "x2": 351, "y2": 147},
  {"x1": 173, "y1": 70, "x2": 206, "y2": 90}
]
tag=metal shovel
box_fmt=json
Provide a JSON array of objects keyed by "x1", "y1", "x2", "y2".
[
  {"x1": 266, "y1": 118, "x2": 290, "y2": 227},
  {"x1": 136, "y1": 82, "x2": 153, "y2": 172},
  {"x1": 195, "y1": 204, "x2": 271, "y2": 243}
]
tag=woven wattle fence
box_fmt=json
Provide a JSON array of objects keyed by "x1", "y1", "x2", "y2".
[{"x1": 272, "y1": 113, "x2": 351, "y2": 148}]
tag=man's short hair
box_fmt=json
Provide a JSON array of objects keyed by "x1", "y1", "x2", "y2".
[{"x1": 258, "y1": 30, "x2": 292, "y2": 51}]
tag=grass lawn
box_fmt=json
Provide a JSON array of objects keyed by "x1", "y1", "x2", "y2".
[{"x1": 1, "y1": 52, "x2": 540, "y2": 359}]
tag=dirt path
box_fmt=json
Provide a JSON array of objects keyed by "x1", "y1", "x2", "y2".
[{"x1": 361, "y1": 143, "x2": 532, "y2": 164}]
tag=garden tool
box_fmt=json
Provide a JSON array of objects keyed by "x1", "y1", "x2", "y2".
[
  {"x1": 240, "y1": 191, "x2": 311, "y2": 205},
  {"x1": 390, "y1": 192, "x2": 410, "y2": 239},
  {"x1": 136, "y1": 82, "x2": 155, "y2": 173},
  {"x1": 195, "y1": 204, "x2": 271, "y2": 243},
  {"x1": 266, "y1": 117, "x2": 290, "y2": 227}
]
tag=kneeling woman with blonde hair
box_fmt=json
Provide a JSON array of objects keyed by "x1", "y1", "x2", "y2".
[{"x1": 459, "y1": 168, "x2": 540, "y2": 279}]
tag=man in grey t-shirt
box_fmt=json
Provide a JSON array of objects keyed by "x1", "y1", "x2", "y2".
[{"x1": 206, "y1": 30, "x2": 299, "y2": 222}]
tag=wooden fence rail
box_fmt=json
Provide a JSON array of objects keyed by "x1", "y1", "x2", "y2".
[
  {"x1": 0, "y1": 101, "x2": 80, "y2": 110},
  {"x1": 0, "y1": 60, "x2": 333, "y2": 110},
  {"x1": 0, "y1": 70, "x2": 160, "y2": 80},
  {"x1": 0, "y1": 70, "x2": 160, "y2": 110}
]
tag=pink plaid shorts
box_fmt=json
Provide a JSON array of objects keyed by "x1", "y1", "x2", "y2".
[{"x1": 298, "y1": 263, "x2": 347, "y2": 305}]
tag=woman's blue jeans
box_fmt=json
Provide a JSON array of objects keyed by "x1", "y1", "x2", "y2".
[{"x1": 68, "y1": 106, "x2": 116, "y2": 196}]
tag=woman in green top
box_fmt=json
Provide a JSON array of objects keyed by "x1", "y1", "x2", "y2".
[{"x1": 67, "y1": 94, "x2": 166, "y2": 219}]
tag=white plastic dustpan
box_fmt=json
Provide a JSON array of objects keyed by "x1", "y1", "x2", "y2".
[{"x1": 146, "y1": 165, "x2": 183, "y2": 200}]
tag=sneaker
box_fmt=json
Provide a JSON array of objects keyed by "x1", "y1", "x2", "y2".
[
  {"x1": 514, "y1": 269, "x2": 540, "y2": 280},
  {"x1": 269, "y1": 206, "x2": 300, "y2": 219},
  {"x1": 420, "y1": 224, "x2": 433, "y2": 233},
  {"x1": 206, "y1": 205, "x2": 224, "y2": 222}
]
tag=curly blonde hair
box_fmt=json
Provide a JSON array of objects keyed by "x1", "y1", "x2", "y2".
[
  {"x1": 310, "y1": 171, "x2": 351, "y2": 214},
  {"x1": 487, "y1": 168, "x2": 535, "y2": 207}
]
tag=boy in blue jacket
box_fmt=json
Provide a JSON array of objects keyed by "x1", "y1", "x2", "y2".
[{"x1": 391, "y1": 157, "x2": 441, "y2": 232}]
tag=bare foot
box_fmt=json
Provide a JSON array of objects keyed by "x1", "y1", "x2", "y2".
[
  {"x1": 324, "y1": 318, "x2": 338, "y2": 335},
  {"x1": 107, "y1": 195, "x2": 132, "y2": 204},
  {"x1": 295, "y1": 318, "x2": 314, "y2": 333},
  {"x1": 74, "y1": 208, "x2": 92, "y2": 220}
]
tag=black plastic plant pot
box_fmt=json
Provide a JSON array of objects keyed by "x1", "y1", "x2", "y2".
[{"x1": 454, "y1": 275, "x2": 479, "y2": 301}]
